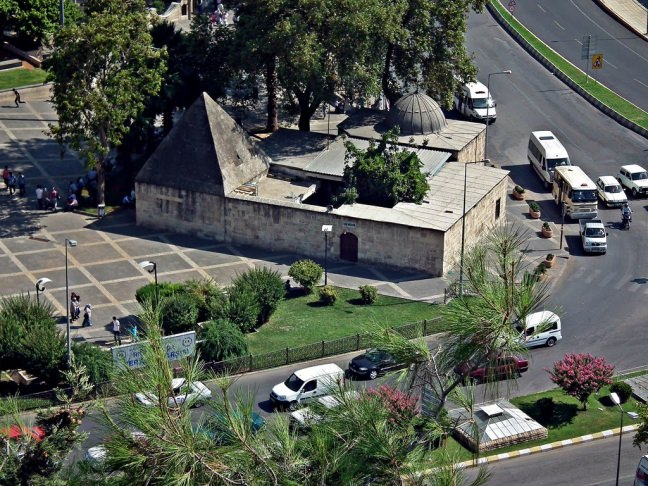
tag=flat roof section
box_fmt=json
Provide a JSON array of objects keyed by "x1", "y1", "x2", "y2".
[
  {"x1": 233, "y1": 174, "x2": 317, "y2": 203},
  {"x1": 259, "y1": 128, "x2": 331, "y2": 171}
]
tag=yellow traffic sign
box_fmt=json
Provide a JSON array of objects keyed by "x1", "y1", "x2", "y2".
[{"x1": 592, "y1": 53, "x2": 603, "y2": 70}]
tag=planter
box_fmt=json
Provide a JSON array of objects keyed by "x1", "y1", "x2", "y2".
[
  {"x1": 529, "y1": 209, "x2": 541, "y2": 219},
  {"x1": 544, "y1": 256, "x2": 555, "y2": 268},
  {"x1": 541, "y1": 225, "x2": 553, "y2": 238},
  {"x1": 512, "y1": 190, "x2": 525, "y2": 201}
]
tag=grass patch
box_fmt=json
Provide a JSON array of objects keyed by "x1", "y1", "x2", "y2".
[
  {"x1": 490, "y1": 0, "x2": 648, "y2": 129},
  {"x1": 75, "y1": 204, "x2": 120, "y2": 218},
  {"x1": 0, "y1": 396, "x2": 55, "y2": 414},
  {"x1": 0, "y1": 68, "x2": 48, "y2": 91},
  {"x1": 246, "y1": 287, "x2": 442, "y2": 355}
]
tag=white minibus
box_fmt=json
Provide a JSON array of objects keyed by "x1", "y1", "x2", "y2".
[
  {"x1": 528, "y1": 131, "x2": 571, "y2": 188},
  {"x1": 552, "y1": 166, "x2": 598, "y2": 220}
]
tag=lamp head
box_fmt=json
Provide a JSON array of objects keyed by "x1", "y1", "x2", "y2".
[
  {"x1": 610, "y1": 392, "x2": 621, "y2": 406},
  {"x1": 139, "y1": 260, "x2": 156, "y2": 273},
  {"x1": 36, "y1": 277, "x2": 52, "y2": 291},
  {"x1": 67, "y1": 239, "x2": 78, "y2": 247}
]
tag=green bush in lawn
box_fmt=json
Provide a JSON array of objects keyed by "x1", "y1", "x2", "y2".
[
  {"x1": 318, "y1": 285, "x2": 337, "y2": 305},
  {"x1": 198, "y1": 319, "x2": 249, "y2": 362},
  {"x1": 610, "y1": 382, "x2": 633, "y2": 403},
  {"x1": 221, "y1": 285, "x2": 261, "y2": 333},
  {"x1": 182, "y1": 278, "x2": 227, "y2": 322},
  {"x1": 160, "y1": 293, "x2": 200, "y2": 334},
  {"x1": 231, "y1": 268, "x2": 284, "y2": 325},
  {"x1": 358, "y1": 285, "x2": 378, "y2": 304},
  {"x1": 289, "y1": 259, "x2": 323, "y2": 293},
  {"x1": 135, "y1": 282, "x2": 184, "y2": 305},
  {"x1": 19, "y1": 321, "x2": 66, "y2": 386},
  {"x1": 72, "y1": 342, "x2": 112, "y2": 385}
]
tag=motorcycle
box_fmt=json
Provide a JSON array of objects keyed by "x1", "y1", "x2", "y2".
[{"x1": 622, "y1": 212, "x2": 631, "y2": 230}]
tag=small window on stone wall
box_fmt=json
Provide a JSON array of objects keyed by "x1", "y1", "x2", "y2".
[
  {"x1": 495, "y1": 198, "x2": 501, "y2": 220},
  {"x1": 156, "y1": 198, "x2": 171, "y2": 214}
]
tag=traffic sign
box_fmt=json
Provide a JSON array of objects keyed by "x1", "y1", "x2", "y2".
[
  {"x1": 591, "y1": 53, "x2": 604, "y2": 70},
  {"x1": 508, "y1": 0, "x2": 516, "y2": 12}
]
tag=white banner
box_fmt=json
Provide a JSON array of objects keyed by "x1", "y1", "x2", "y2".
[{"x1": 111, "y1": 331, "x2": 196, "y2": 369}]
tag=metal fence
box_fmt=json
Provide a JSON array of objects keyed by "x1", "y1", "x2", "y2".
[{"x1": 205, "y1": 317, "x2": 442, "y2": 375}]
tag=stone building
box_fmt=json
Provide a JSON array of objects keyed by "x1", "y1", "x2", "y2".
[{"x1": 135, "y1": 92, "x2": 509, "y2": 277}]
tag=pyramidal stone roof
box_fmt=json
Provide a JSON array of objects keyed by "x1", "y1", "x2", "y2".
[{"x1": 136, "y1": 92, "x2": 270, "y2": 196}]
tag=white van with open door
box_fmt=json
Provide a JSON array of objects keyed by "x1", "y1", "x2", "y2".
[
  {"x1": 453, "y1": 81, "x2": 497, "y2": 123},
  {"x1": 516, "y1": 310, "x2": 562, "y2": 348}
]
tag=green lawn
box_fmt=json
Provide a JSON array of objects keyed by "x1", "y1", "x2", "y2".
[
  {"x1": 246, "y1": 287, "x2": 443, "y2": 355},
  {"x1": 0, "y1": 68, "x2": 48, "y2": 91},
  {"x1": 490, "y1": 1, "x2": 648, "y2": 130}
]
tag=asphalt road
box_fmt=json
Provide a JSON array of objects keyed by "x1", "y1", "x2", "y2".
[
  {"x1": 505, "y1": 0, "x2": 648, "y2": 111},
  {"x1": 464, "y1": 435, "x2": 644, "y2": 486},
  {"x1": 466, "y1": 7, "x2": 648, "y2": 397}
]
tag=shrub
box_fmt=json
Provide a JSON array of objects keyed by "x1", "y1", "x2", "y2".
[
  {"x1": 182, "y1": 279, "x2": 226, "y2": 322},
  {"x1": 358, "y1": 285, "x2": 378, "y2": 305},
  {"x1": 222, "y1": 285, "x2": 260, "y2": 333},
  {"x1": 160, "y1": 293, "x2": 200, "y2": 334},
  {"x1": 288, "y1": 259, "x2": 323, "y2": 293},
  {"x1": 135, "y1": 282, "x2": 183, "y2": 305},
  {"x1": 72, "y1": 342, "x2": 112, "y2": 385},
  {"x1": 528, "y1": 201, "x2": 540, "y2": 212},
  {"x1": 536, "y1": 397, "x2": 555, "y2": 423},
  {"x1": 198, "y1": 319, "x2": 249, "y2": 362},
  {"x1": 318, "y1": 285, "x2": 337, "y2": 305},
  {"x1": 610, "y1": 381, "x2": 633, "y2": 404},
  {"x1": 514, "y1": 185, "x2": 525, "y2": 194},
  {"x1": 542, "y1": 222, "x2": 551, "y2": 230},
  {"x1": 19, "y1": 322, "x2": 66, "y2": 385},
  {"x1": 367, "y1": 386, "x2": 417, "y2": 427},
  {"x1": 231, "y1": 268, "x2": 284, "y2": 325},
  {"x1": 548, "y1": 353, "x2": 614, "y2": 410}
]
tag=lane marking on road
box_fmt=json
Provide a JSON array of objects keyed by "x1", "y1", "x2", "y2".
[
  {"x1": 583, "y1": 268, "x2": 602, "y2": 284},
  {"x1": 613, "y1": 272, "x2": 634, "y2": 290},
  {"x1": 605, "y1": 59, "x2": 618, "y2": 69},
  {"x1": 574, "y1": 38, "x2": 582, "y2": 45},
  {"x1": 553, "y1": 20, "x2": 565, "y2": 31},
  {"x1": 537, "y1": 3, "x2": 546, "y2": 13},
  {"x1": 598, "y1": 270, "x2": 618, "y2": 287},
  {"x1": 635, "y1": 78, "x2": 648, "y2": 89}
]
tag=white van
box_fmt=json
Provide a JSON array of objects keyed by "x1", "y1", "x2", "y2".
[
  {"x1": 552, "y1": 166, "x2": 598, "y2": 220},
  {"x1": 528, "y1": 131, "x2": 571, "y2": 188},
  {"x1": 453, "y1": 81, "x2": 497, "y2": 123},
  {"x1": 635, "y1": 455, "x2": 648, "y2": 486},
  {"x1": 516, "y1": 310, "x2": 562, "y2": 348},
  {"x1": 270, "y1": 363, "x2": 344, "y2": 410}
]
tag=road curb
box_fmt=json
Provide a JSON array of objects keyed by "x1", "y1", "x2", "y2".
[
  {"x1": 456, "y1": 424, "x2": 638, "y2": 468},
  {"x1": 592, "y1": 0, "x2": 648, "y2": 42},
  {"x1": 486, "y1": 1, "x2": 648, "y2": 140}
]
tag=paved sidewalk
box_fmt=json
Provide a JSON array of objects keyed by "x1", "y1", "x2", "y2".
[{"x1": 596, "y1": 0, "x2": 648, "y2": 40}]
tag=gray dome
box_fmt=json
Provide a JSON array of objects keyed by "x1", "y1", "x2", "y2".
[{"x1": 387, "y1": 92, "x2": 447, "y2": 136}]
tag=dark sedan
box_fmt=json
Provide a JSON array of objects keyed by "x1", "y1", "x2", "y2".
[{"x1": 347, "y1": 349, "x2": 405, "y2": 380}]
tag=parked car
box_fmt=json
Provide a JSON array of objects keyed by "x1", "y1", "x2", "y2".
[
  {"x1": 0, "y1": 425, "x2": 45, "y2": 442},
  {"x1": 455, "y1": 356, "x2": 529, "y2": 384},
  {"x1": 515, "y1": 310, "x2": 562, "y2": 348},
  {"x1": 135, "y1": 378, "x2": 212, "y2": 408},
  {"x1": 596, "y1": 176, "x2": 627, "y2": 207},
  {"x1": 347, "y1": 349, "x2": 405, "y2": 380},
  {"x1": 618, "y1": 164, "x2": 648, "y2": 198}
]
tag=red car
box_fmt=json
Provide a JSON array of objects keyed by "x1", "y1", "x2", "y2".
[
  {"x1": 0, "y1": 425, "x2": 46, "y2": 442},
  {"x1": 455, "y1": 356, "x2": 529, "y2": 384}
]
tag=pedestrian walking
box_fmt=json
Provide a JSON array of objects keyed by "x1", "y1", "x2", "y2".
[
  {"x1": 112, "y1": 316, "x2": 122, "y2": 345},
  {"x1": 7, "y1": 172, "x2": 16, "y2": 195},
  {"x1": 35, "y1": 185, "x2": 44, "y2": 209},
  {"x1": 2, "y1": 166, "x2": 8, "y2": 190},
  {"x1": 82, "y1": 304, "x2": 92, "y2": 327},
  {"x1": 18, "y1": 173, "x2": 25, "y2": 197},
  {"x1": 12, "y1": 88, "x2": 24, "y2": 108},
  {"x1": 70, "y1": 292, "x2": 81, "y2": 321}
]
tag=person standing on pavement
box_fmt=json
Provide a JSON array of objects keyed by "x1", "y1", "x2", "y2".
[
  {"x1": 112, "y1": 316, "x2": 122, "y2": 345},
  {"x1": 82, "y1": 303, "x2": 92, "y2": 327},
  {"x1": 2, "y1": 166, "x2": 8, "y2": 190},
  {"x1": 49, "y1": 186, "x2": 59, "y2": 211},
  {"x1": 7, "y1": 172, "x2": 16, "y2": 196},
  {"x1": 70, "y1": 292, "x2": 81, "y2": 321},
  {"x1": 18, "y1": 173, "x2": 25, "y2": 197},
  {"x1": 35, "y1": 185, "x2": 44, "y2": 209}
]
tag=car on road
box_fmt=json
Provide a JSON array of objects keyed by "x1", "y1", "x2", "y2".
[
  {"x1": 596, "y1": 176, "x2": 627, "y2": 207},
  {"x1": 347, "y1": 348, "x2": 405, "y2": 380},
  {"x1": 289, "y1": 392, "x2": 359, "y2": 429},
  {"x1": 270, "y1": 363, "x2": 345, "y2": 411},
  {"x1": 455, "y1": 356, "x2": 529, "y2": 384},
  {"x1": 618, "y1": 164, "x2": 648, "y2": 198},
  {"x1": 516, "y1": 310, "x2": 562, "y2": 348},
  {"x1": 202, "y1": 412, "x2": 265, "y2": 444},
  {"x1": 135, "y1": 378, "x2": 212, "y2": 408}
]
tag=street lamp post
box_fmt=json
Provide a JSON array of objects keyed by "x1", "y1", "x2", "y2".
[
  {"x1": 35, "y1": 277, "x2": 52, "y2": 305},
  {"x1": 64, "y1": 239, "x2": 77, "y2": 369},
  {"x1": 59, "y1": 0, "x2": 64, "y2": 26},
  {"x1": 139, "y1": 261, "x2": 158, "y2": 308},
  {"x1": 321, "y1": 225, "x2": 332, "y2": 285},
  {"x1": 485, "y1": 70, "x2": 512, "y2": 161},
  {"x1": 611, "y1": 392, "x2": 624, "y2": 486}
]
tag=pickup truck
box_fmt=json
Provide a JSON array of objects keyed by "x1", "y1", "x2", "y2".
[
  {"x1": 618, "y1": 164, "x2": 648, "y2": 198},
  {"x1": 579, "y1": 219, "x2": 607, "y2": 254}
]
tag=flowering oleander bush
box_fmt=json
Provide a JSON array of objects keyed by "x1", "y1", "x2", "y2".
[
  {"x1": 366, "y1": 385, "x2": 417, "y2": 426},
  {"x1": 547, "y1": 353, "x2": 614, "y2": 410}
]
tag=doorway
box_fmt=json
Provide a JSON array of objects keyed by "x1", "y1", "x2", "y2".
[{"x1": 339, "y1": 232, "x2": 358, "y2": 262}]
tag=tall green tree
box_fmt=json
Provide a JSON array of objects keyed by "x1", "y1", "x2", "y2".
[
  {"x1": 45, "y1": 0, "x2": 166, "y2": 207},
  {"x1": 343, "y1": 130, "x2": 429, "y2": 207}
]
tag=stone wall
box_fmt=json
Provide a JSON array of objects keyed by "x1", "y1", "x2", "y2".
[
  {"x1": 456, "y1": 131, "x2": 485, "y2": 163},
  {"x1": 137, "y1": 182, "x2": 447, "y2": 275},
  {"x1": 442, "y1": 175, "x2": 509, "y2": 273}
]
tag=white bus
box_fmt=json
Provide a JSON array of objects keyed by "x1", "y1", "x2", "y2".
[
  {"x1": 552, "y1": 166, "x2": 598, "y2": 220},
  {"x1": 528, "y1": 131, "x2": 571, "y2": 189}
]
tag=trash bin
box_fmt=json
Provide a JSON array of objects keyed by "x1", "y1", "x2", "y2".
[{"x1": 97, "y1": 203, "x2": 106, "y2": 218}]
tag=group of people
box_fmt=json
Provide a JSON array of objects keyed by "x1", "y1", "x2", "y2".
[
  {"x1": 3, "y1": 166, "x2": 26, "y2": 197},
  {"x1": 209, "y1": 0, "x2": 228, "y2": 25},
  {"x1": 34, "y1": 185, "x2": 61, "y2": 211},
  {"x1": 70, "y1": 292, "x2": 93, "y2": 327}
]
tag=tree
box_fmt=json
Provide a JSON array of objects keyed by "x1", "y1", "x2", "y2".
[
  {"x1": 548, "y1": 353, "x2": 614, "y2": 410},
  {"x1": 343, "y1": 130, "x2": 429, "y2": 207},
  {"x1": 634, "y1": 402, "x2": 648, "y2": 449},
  {"x1": 45, "y1": 0, "x2": 166, "y2": 207},
  {"x1": 198, "y1": 319, "x2": 248, "y2": 362},
  {"x1": 380, "y1": 0, "x2": 487, "y2": 107},
  {"x1": 160, "y1": 293, "x2": 199, "y2": 334},
  {"x1": 231, "y1": 267, "x2": 285, "y2": 325},
  {"x1": 288, "y1": 259, "x2": 323, "y2": 293}
]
